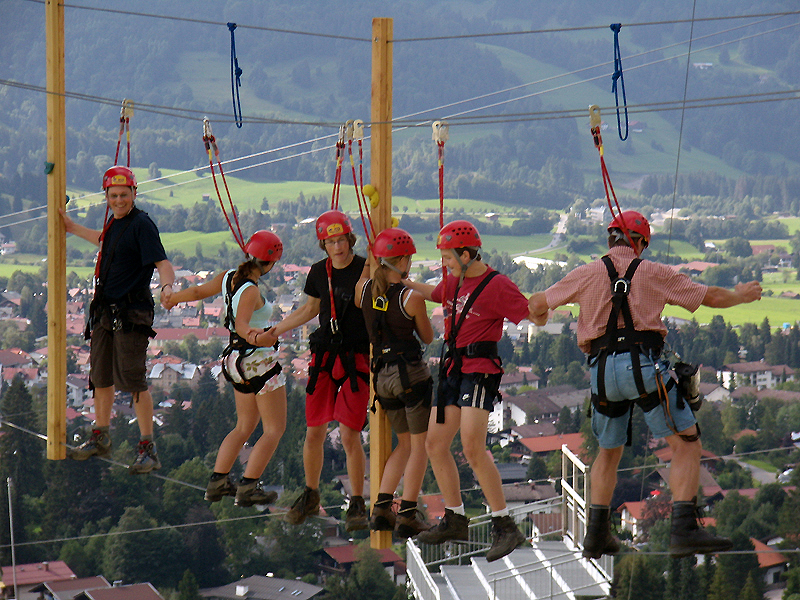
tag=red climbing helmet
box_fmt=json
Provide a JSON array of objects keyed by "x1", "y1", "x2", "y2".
[
  {"x1": 608, "y1": 210, "x2": 650, "y2": 245},
  {"x1": 316, "y1": 210, "x2": 353, "y2": 240},
  {"x1": 102, "y1": 166, "x2": 137, "y2": 190},
  {"x1": 372, "y1": 228, "x2": 416, "y2": 258},
  {"x1": 245, "y1": 230, "x2": 283, "y2": 262},
  {"x1": 436, "y1": 220, "x2": 481, "y2": 250}
]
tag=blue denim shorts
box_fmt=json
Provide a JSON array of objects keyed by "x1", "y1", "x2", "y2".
[{"x1": 589, "y1": 351, "x2": 696, "y2": 448}]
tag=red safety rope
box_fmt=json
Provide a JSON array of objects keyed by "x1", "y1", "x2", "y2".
[
  {"x1": 331, "y1": 125, "x2": 346, "y2": 210},
  {"x1": 437, "y1": 141, "x2": 445, "y2": 230},
  {"x1": 432, "y1": 121, "x2": 450, "y2": 304},
  {"x1": 589, "y1": 106, "x2": 638, "y2": 255},
  {"x1": 203, "y1": 119, "x2": 246, "y2": 253},
  {"x1": 348, "y1": 137, "x2": 376, "y2": 246}
]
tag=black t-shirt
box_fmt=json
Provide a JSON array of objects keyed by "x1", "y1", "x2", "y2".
[
  {"x1": 361, "y1": 281, "x2": 419, "y2": 352},
  {"x1": 98, "y1": 208, "x2": 167, "y2": 306},
  {"x1": 304, "y1": 254, "x2": 369, "y2": 346}
]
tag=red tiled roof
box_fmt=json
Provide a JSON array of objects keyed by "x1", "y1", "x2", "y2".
[
  {"x1": 618, "y1": 500, "x2": 646, "y2": 520},
  {"x1": 1, "y1": 561, "x2": 75, "y2": 586},
  {"x1": 519, "y1": 433, "x2": 584, "y2": 455},
  {"x1": 751, "y1": 538, "x2": 787, "y2": 569}
]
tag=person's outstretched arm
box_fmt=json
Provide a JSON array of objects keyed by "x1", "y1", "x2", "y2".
[{"x1": 702, "y1": 281, "x2": 762, "y2": 308}]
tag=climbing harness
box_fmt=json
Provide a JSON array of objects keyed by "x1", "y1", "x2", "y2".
[
  {"x1": 220, "y1": 271, "x2": 281, "y2": 394},
  {"x1": 436, "y1": 269, "x2": 501, "y2": 423},
  {"x1": 364, "y1": 282, "x2": 432, "y2": 413},
  {"x1": 610, "y1": 24, "x2": 629, "y2": 141},
  {"x1": 589, "y1": 105, "x2": 639, "y2": 255},
  {"x1": 227, "y1": 22, "x2": 244, "y2": 128},
  {"x1": 203, "y1": 118, "x2": 246, "y2": 252}
]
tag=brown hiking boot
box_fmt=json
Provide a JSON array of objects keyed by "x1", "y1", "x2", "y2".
[
  {"x1": 285, "y1": 487, "x2": 320, "y2": 525},
  {"x1": 416, "y1": 508, "x2": 469, "y2": 545},
  {"x1": 395, "y1": 508, "x2": 430, "y2": 539},
  {"x1": 235, "y1": 480, "x2": 278, "y2": 507},
  {"x1": 205, "y1": 474, "x2": 237, "y2": 502},
  {"x1": 345, "y1": 496, "x2": 368, "y2": 532},
  {"x1": 68, "y1": 429, "x2": 112, "y2": 461},
  {"x1": 486, "y1": 516, "x2": 526, "y2": 562},
  {"x1": 370, "y1": 503, "x2": 396, "y2": 532}
]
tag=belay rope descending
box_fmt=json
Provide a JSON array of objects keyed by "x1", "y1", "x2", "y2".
[
  {"x1": 589, "y1": 105, "x2": 638, "y2": 255},
  {"x1": 202, "y1": 118, "x2": 246, "y2": 253},
  {"x1": 330, "y1": 120, "x2": 375, "y2": 247},
  {"x1": 432, "y1": 121, "x2": 449, "y2": 230},
  {"x1": 228, "y1": 22, "x2": 244, "y2": 129},
  {"x1": 610, "y1": 24, "x2": 629, "y2": 141}
]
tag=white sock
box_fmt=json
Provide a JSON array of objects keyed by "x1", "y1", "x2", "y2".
[
  {"x1": 492, "y1": 508, "x2": 510, "y2": 518},
  {"x1": 446, "y1": 505, "x2": 466, "y2": 516}
]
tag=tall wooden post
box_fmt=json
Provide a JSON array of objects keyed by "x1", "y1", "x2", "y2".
[
  {"x1": 369, "y1": 16, "x2": 393, "y2": 550},
  {"x1": 46, "y1": 0, "x2": 67, "y2": 459}
]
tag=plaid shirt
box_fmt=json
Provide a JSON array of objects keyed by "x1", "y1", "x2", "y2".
[{"x1": 545, "y1": 246, "x2": 707, "y2": 353}]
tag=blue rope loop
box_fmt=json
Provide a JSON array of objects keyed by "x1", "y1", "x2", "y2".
[
  {"x1": 228, "y1": 22, "x2": 244, "y2": 128},
  {"x1": 610, "y1": 23, "x2": 629, "y2": 141}
]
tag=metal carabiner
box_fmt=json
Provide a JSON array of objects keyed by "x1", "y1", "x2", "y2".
[{"x1": 353, "y1": 119, "x2": 364, "y2": 140}]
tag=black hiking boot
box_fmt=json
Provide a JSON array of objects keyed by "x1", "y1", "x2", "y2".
[
  {"x1": 582, "y1": 505, "x2": 621, "y2": 559},
  {"x1": 345, "y1": 496, "x2": 369, "y2": 532},
  {"x1": 235, "y1": 480, "x2": 278, "y2": 507},
  {"x1": 670, "y1": 498, "x2": 733, "y2": 558},
  {"x1": 128, "y1": 440, "x2": 161, "y2": 474},
  {"x1": 486, "y1": 516, "x2": 526, "y2": 562},
  {"x1": 205, "y1": 474, "x2": 237, "y2": 502},
  {"x1": 68, "y1": 429, "x2": 112, "y2": 461},
  {"x1": 416, "y1": 508, "x2": 469, "y2": 545},
  {"x1": 285, "y1": 487, "x2": 321, "y2": 525}
]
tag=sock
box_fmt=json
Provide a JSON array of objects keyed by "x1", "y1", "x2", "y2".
[
  {"x1": 447, "y1": 505, "x2": 465, "y2": 516},
  {"x1": 140, "y1": 435, "x2": 152, "y2": 443},
  {"x1": 209, "y1": 472, "x2": 228, "y2": 481},
  {"x1": 590, "y1": 504, "x2": 610, "y2": 510},
  {"x1": 492, "y1": 508, "x2": 510, "y2": 518},
  {"x1": 241, "y1": 477, "x2": 258, "y2": 485},
  {"x1": 398, "y1": 500, "x2": 417, "y2": 514},
  {"x1": 375, "y1": 493, "x2": 394, "y2": 508},
  {"x1": 96, "y1": 425, "x2": 110, "y2": 433}
]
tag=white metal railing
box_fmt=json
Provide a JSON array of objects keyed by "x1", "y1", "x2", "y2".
[
  {"x1": 406, "y1": 540, "x2": 441, "y2": 600},
  {"x1": 406, "y1": 446, "x2": 614, "y2": 599}
]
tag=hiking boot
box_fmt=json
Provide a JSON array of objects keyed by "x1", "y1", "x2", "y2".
[
  {"x1": 582, "y1": 505, "x2": 621, "y2": 559},
  {"x1": 486, "y1": 516, "x2": 527, "y2": 562},
  {"x1": 416, "y1": 508, "x2": 469, "y2": 545},
  {"x1": 395, "y1": 509, "x2": 430, "y2": 539},
  {"x1": 68, "y1": 429, "x2": 112, "y2": 461},
  {"x1": 670, "y1": 498, "x2": 733, "y2": 558},
  {"x1": 205, "y1": 474, "x2": 237, "y2": 502},
  {"x1": 345, "y1": 496, "x2": 369, "y2": 532},
  {"x1": 235, "y1": 480, "x2": 278, "y2": 507},
  {"x1": 370, "y1": 503, "x2": 396, "y2": 532},
  {"x1": 128, "y1": 440, "x2": 161, "y2": 474},
  {"x1": 286, "y1": 487, "x2": 321, "y2": 525}
]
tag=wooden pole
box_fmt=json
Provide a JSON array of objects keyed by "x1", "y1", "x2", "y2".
[
  {"x1": 369, "y1": 16, "x2": 393, "y2": 550},
  {"x1": 45, "y1": 0, "x2": 67, "y2": 460}
]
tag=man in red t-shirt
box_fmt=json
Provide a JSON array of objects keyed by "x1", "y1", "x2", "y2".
[{"x1": 405, "y1": 220, "x2": 532, "y2": 562}]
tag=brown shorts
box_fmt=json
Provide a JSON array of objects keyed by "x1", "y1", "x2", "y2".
[
  {"x1": 376, "y1": 361, "x2": 432, "y2": 435},
  {"x1": 89, "y1": 307, "x2": 152, "y2": 392}
]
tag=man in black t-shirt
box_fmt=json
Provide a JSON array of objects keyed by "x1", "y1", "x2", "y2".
[
  {"x1": 269, "y1": 210, "x2": 370, "y2": 531},
  {"x1": 60, "y1": 166, "x2": 174, "y2": 474}
]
